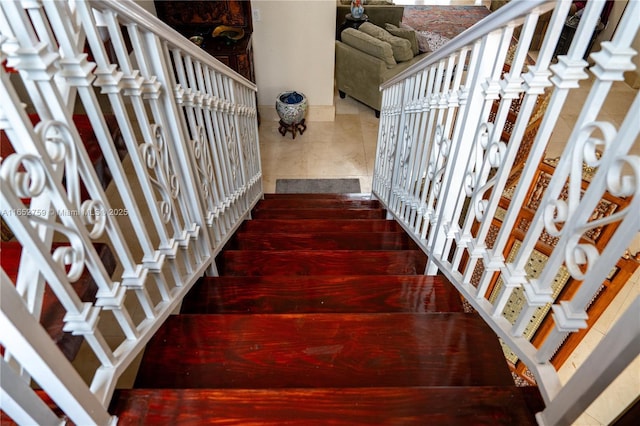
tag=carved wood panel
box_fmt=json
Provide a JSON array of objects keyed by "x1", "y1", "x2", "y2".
[
  {"x1": 492, "y1": 159, "x2": 638, "y2": 380},
  {"x1": 154, "y1": 1, "x2": 252, "y2": 31},
  {"x1": 154, "y1": 0, "x2": 255, "y2": 83}
]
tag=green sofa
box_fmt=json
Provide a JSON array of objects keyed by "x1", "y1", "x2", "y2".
[{"x1": 335, "y1": 22, "x2": 430, "y2": 117}]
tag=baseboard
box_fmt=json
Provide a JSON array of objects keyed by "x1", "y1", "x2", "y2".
[{"x1": 259, "y1": 104, "x2": 336, "y2": 122}]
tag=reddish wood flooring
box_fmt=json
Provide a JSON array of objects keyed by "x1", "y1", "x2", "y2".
[
  {"x1": 220, "y1": 249, "x2": 427, "y2": 276},
  {"x1": 112, "y1": 387, "x2": 538, "y2": 425},
  {"x1": 133, "y1": 312, "x2": 513, "y2": 389},
  {"x1": 181, "y1": 275, "x2": 464, "y2": 314},
  {"x1": 111, "y1": 193, "x2": 542, "y2": 424}
]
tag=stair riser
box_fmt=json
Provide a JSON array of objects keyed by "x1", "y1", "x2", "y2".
[
  {"x1": 219, "y1": 250, "x2": 427, "y2": 276},
  {"x1": 240, "y1": 219, "x2": 403, "y2": 233},
  {"x1": 256, "y1": 198, "x2": 382, "y2": 210},
  {"x1": 263, "y1": 193, "x2": 374, "y2": 201},
  {"x1": 230, "y1": 232, "x2": 418, "y2": 250},
  {"x1": 252, "y1": 209, "x2": 387, "y2": 219}
]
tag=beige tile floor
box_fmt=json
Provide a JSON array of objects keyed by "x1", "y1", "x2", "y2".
[{"x1": 260, "y1": 94, "x2": 379, "y2": 194}]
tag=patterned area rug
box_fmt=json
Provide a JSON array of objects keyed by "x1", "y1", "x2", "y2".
[
  {"x1": 400, "y1": 25, "x2": 451, "y2": 52},
  {"x1": 402, "y1": 5, "x2": 491, "y2": 40}
]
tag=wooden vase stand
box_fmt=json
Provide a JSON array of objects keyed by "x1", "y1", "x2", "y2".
[{"x1": 278, "y1": 119, "x2": 306, "y2": 139}]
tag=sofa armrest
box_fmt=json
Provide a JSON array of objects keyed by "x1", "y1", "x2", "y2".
[
  {"x1": 335, "y1": 40, "x2": 389, "y2": 111},
  {"x1": 381, "y1": 51, "x2": 431, "y2": 82}
]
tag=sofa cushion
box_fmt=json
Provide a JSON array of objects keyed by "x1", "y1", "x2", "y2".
[
  {"x1": 358, "y1": 22, "x2": 413, "y2": 62},
  {"x1": 341, "y1": 28, "x2": 396, "y2": 68},
  {"x1": 385, "y1": 23, "x2": 419, "y2": 56}
]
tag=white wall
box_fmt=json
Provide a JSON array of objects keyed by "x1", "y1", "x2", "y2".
[
  {"x1": 133, "y1": 0, "x2": 157, "y2": 16},
  {"x1": 251, "y1": 0, "x2": 336, "y2": 121}
]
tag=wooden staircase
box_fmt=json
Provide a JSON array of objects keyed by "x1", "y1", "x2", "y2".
[{"x1": 110, "y1": 194, "x2": 543, "y2": 424}]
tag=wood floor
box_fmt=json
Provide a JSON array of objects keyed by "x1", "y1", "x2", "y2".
[{"x1": 110, "y1": 193, "x2": 543, "y2": 424}]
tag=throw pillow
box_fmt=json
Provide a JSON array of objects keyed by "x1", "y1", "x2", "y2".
[
  {"x1": 385, "y1": 23, "x2": 419, "y2": 56},
  {"x1": 340, "y1": 28, "x2": 397, "y2": 68},
  {"x1": 399, "y1": 22, "x2": 431, "y2": 53},
  {"x1": 358, "y1": 22, "x2": 413, "y2": 62}
]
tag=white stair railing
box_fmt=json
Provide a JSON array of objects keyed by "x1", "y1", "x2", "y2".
[
  {"x1": 0, "y1": 0, "x2": 261, "y2": 423},
  {"x1": 373, "y1": 1, "x2": 638, "y2": 425}
]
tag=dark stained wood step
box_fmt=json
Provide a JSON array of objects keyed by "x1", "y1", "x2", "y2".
[
  {"x1": 264, "y1": 193, "x2": 374, "y2": 201},
  {"x1": 239, "y1": 219, "x2": 402, "y2": 233},
  {"x1": 252, "y1": 208, "x2": 387, "y2": 220},
  {"x1": 518, "y1": 386, "x2": 546, "y2": 421},
  {"x1": 219, "y1": 250, "x2": 427, "y2": 276},
  {"x1": 181, "y1": 275, "x2": 463, "y2": 314},
  {"x1": 134, "y1": 313, "x2": 514, "y2": 389},
  {"x1": 111, "y1": 386, "x2": 538, "y2": 425},
  {"x1": 255, "y1": 198, "x2": 382, "y2": 210},
  {"x1": 229, "y1": 231, "x2": 418, "y2": 250}
]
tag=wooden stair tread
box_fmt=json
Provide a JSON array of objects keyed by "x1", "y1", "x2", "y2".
[
  {"x1": 229, "y1": 231, "x2": 418, "y2": 250},
  {"x1": 255, "y1": 198, "x2": 382, "y2": 209},
  {"x1": 134, "y1": 313, "x2": 514, "y2": 389},
  {"x1": 118, "y1": 193, "x2": 536, "y2": 423},
  {"x1": 252, "y1": 208, "x2": 387, "y2": 219},
  {"x1": 181, "y1": 275, "x2": 463, "y2": 314},
  {"x1": 239, "y1": 219, "x2": 403, "y2": 233},
  {"x1": 111, "y1": 386, "x2": 538, "y2": 425},
  {"x1": 219, "y1": 250, "x2": 427, "y2": 276}
]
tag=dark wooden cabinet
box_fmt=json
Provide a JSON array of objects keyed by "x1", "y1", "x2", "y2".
[
  {"x1": 154, "y1": 0, "x2": 255, "y2": 83},
  {"x1": 203, "y1": 36, "x2": 255, "y2": 83}
]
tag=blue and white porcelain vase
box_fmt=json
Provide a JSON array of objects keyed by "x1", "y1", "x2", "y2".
[
  {"x1": 276, "y1": 91, "x2": 307, "y2": 125},
  {"x1": 350, "y1": 0, "x2": 364, "y2": 19}
]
